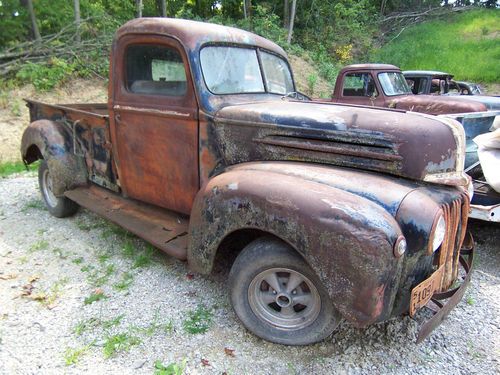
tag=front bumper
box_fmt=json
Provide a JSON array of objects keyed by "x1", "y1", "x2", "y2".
[{"x1": 412, "y1": 232, "x2": 474, "y2": 344}]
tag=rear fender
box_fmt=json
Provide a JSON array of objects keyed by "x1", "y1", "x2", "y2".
[
  {"x1": 21, "y1": 119, "x2": 87, "y2": 196},
  {"x1": 188, "y1": 165, "x2": 405, "y2": 326}
]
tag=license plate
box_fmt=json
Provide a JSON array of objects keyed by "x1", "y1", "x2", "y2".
[{"x1": 410, "y1": 266, "x2": 444, "y2": 316}]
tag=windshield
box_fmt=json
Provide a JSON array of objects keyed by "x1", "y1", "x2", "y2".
[
  {"x1": 200, "y1": 46, "x2": 294, "y2": 95},
  {"x1": 378, "y1": 72, "x2": 411, "y2": 96}
]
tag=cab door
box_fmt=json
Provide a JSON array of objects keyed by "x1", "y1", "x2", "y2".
[
  {"x1": 339, "y1": 72, "x2": 384, "y2": 107},
  {"x1": 110, "y1": 35, "x2": 199, "y2": 215}
]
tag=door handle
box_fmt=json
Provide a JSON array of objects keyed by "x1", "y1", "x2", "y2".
[{"x1": 115, "y1": 114, "x2": 121, "y2": 123}]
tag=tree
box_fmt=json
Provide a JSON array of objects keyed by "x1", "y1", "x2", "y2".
[
  {"x1": 159, "y1": 0, "x2": 167, "y2": 17},
  {"x1": 74, "y1": 0, "x2": 81, "y2": 45},
  {"x1": 136, "y1": 0, "x2": 143, "y2": 17},
  {"x1": 286, "y1": 0, "x2": 296, "y2": 44},
  {"x1": 24, "y1": 0, "x2": 41, "y2": 42}
]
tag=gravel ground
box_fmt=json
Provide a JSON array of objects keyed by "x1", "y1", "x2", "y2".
[{"x1": 0, "y1": 174, "x2": 499, "y2": 375}]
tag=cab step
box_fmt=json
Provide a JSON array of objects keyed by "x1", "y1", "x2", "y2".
[{"x1": 65, "y1": 185, "x2": 189, "y2": 260}]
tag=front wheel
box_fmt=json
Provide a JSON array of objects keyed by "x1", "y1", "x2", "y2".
[
  {"x1": 229, "y1": 237, "x2": 341, "y2": 345},
  {"x1": 38, "y1": 160, "x2": 79, "y2": 218}
]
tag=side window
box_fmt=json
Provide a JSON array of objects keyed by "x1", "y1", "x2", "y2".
[
  {"x1": 126, "y1": 44, "x2": 187, "y2": 96},
  {"x1": 343, "y1": 73, "x2": 377, "y2": 97},
  {"x1": 417, "y1": 78, "x2": 428, "y2": 94}
]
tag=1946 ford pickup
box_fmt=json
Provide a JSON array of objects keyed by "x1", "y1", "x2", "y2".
[{"x1": 21, "y1": 18, "x2": 473, "y2": 345}]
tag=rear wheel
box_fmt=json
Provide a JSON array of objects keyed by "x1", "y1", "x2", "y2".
[
  {"x1": 229, "y1": 237, "x2": 341, "y2": 345},
  {"x1": 38, "y1": 160, "x2": 78, "y2": 218}
]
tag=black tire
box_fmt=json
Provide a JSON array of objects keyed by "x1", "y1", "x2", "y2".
[
  {"x1": 229, "y1": 237, "x2": 341, "y2": 345},
  {"x1": 38, "y1": 160, "x2": 79, "y2": 218}
]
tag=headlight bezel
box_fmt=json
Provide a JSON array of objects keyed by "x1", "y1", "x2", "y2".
[{"x1": 428, "y1": 210, "x2": 446, "y2": 254}]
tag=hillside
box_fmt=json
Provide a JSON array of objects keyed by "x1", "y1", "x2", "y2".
[{"x1": 372, "y1": 9, "x2": 500, "y2": 82}]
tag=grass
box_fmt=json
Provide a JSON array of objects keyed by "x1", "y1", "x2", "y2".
[
  {"x1": 373, "y1": 9, "x2": 500, "y2": 82},
  {"x1": 182, "y1": 304, "x2": 213, "y2": 334},
  {"x1": 64, "y1": 345, "x2": 91, "y2": 366},
  {"x1": 32, "y1": 278, "x2": 69, "y2": 308},
  {"x1": 29, "y1": 239, "x2": 49, "y2": 252},
  {"x1": 154, "y1": 359, "x2": 187, "y2": 375},
  {"x1": 84, "y1": 290, "x2": 108, "y2": 305},
  {"x1": 0, "y1": 160, "x2": 39, "y2": 178},
  {"x1": 103, "y1": 332, "x2": 141, "y2": 358},
  {"x1": 22, "y1": 199, "x2": 45, "y2": 212},
  {"x1": 73, "y1": 315, "x2": 124, "y2": 336},
  {"x1": 113, "y1": 272, "x2": 134, "y2": 291}
]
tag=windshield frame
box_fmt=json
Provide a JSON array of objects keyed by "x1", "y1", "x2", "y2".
[
  {"x1": 199, "y1": 43, "x2": 296, "y2": 96},
  {"x1": 377, "y1": 71, "x2": 412, "y2": 97}
]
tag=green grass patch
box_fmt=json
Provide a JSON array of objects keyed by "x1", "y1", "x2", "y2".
[
  {"x1": 103, "y1": 332, "x2": 141, "y2": 358},
  {"x1": 373, "y1": 9, "x2": 500, "y2": 82},
  {"x1": 113, "y1": 272, "x2": 134, "y2": 291},
  {"x1": 182, "y1": 304, "x2": 213, "y2": 334},
  {"x1": 154, "y1": 359, "x2": 187, "y2": 375},
  {"x1": 84, "y1": 290, "x2": 108, "y2": 305},
  {"x1": 0, "y1": 160, "x2": 39, "y2": 178},
  {"x1": 22, "y1": 199, "x2": 46, "y2": 212},
  {"x1": 64, "y1": 345, "x2": 91, "y2": 366},
  {"x1": 29, "y1": 239, "x2": 49, "y2": 252}
]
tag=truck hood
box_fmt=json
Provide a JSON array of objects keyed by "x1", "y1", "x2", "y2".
[
  {"x1": 446, "y1": 95, "x2": 500, "y2": 111},
  {"x1": 389, "y1": 94, "x2": 487, "y2": 115},
  {"x1": 214, "y1": 100, "x2": 467, "y2": 185}
]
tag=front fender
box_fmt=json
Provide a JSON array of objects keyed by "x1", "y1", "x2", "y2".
[
  {"x1": 188, "y1": 163, "x2": 405, "y2": 326},
  {"x1": 21, "y1": 119, "x2": 87, "y2": 195}
]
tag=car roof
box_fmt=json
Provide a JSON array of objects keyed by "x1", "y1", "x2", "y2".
[
  {"x1": 115, "y1": 17, "x2": 286, "y2": 57},
  {"x1": 342, "y1": 63, "x2": 400, "y2": 71},
  {"x1": 403, "y1": 70, "x2": 453, "y2": 78}
]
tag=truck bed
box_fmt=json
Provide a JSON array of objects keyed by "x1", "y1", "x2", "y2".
[{"x1": 25, "y1": 99, "x2": 109, "y2": 126}]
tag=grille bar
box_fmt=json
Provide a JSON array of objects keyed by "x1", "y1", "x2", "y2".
[{"x1": 437, "y1": 193, "x2": 469, "y2": 292}]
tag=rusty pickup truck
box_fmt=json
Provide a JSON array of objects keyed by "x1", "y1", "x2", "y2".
[
  {"x1": 21, "y1": 18, "x2": 473, "y2": 345},
  {"x1": 324, "y1": 64, "x2": 500, "y2": 170}
]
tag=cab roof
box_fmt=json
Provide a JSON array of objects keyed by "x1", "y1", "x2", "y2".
[
  {"x1": 341, "y1": 64, "x2": 401, "y2": 71},
  {"x1": 403, "y1": 70, "x2": 454, "y2": 78},
  {"x1": 115, "y1": 17, "x2": 286, "y2": 57}
]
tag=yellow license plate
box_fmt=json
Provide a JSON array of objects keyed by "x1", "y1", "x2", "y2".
[{"x1": 410, "y1": 266, "x2": 444, "y2": 316}]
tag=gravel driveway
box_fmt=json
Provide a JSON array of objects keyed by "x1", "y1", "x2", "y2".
[{"x1": 0, "y1": 173, "x2": 499, "y2": 375}]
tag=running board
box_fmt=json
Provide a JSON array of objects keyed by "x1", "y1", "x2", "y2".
[{"x1": 65, "y1": 185, "x2": 189, "y2": 260}]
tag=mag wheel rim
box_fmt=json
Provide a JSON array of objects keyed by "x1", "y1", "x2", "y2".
[
  {"x1": 42, "y1": 168, "x2": 58, "y2": 207},
  {"x1": 248, "y1": 267, "x2": 321, "y2": 330}
]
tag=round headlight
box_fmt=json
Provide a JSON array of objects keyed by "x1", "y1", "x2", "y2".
[
  {"x1": 393, "y1": 236, "x2": 407, "y2": 258},
  {"x1": 429, "y1": 213, "x2": 446, "y2": 253}
]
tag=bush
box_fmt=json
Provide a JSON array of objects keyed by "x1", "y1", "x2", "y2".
[{"x1": 16, "y1": 58, "x2": 75, "y2": 91}]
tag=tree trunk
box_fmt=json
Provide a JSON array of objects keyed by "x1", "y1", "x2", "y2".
[
  {"x1": 380, "y1": 0, "x2": 387, "y2": 15},
  {"x1": 74, "y1": 0, "x2": 81, "y2": 45},
  {"x1": 136, "y1": 0, "x2": 143, "y2": 18},
  {"x1": 160, "y1": 0, "x2": 167, "y2": 17},
  {"x1": 244, "y1": 0, "x2": 252, "y2": 20},
  {"x1": 26, "y1": 0, "x2": 41, "y2": 42},
  {"x1": 286, "y1": 0, "x2": 296, "y2": 44},
  {"x1": 284, "y1": 0, "x2": 289, "y2": 29}
]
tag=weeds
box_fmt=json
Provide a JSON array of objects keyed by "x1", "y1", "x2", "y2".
[
  {"x1": 0, "y1": 160, "x2": 39, "y2": 178},
  {"x1": 133, "y1": 247, "x2": 153, "y2": 268},
  {"x1": 154, "y1": 359, "x2": 187, "y2": 375},
  {"x1": 84, "y1": 290, "x2": 107, "y2": 305},
  {"x1": 103, "y1": 332, "x2": 141, "y2": 358},
  {"x1": 64, "y1": 345, "x2": 91, "y2": 366},
  {"x1": 29, "y1": 240, "x2": 49, "y2": 252},
  {"x1": 32, "y1": 278, "x2": 69, "y2": 308},
  {"x1": 182, "y1": 304, "x2": 213, "y2": 334},
  {"x1": 74, "y1": 317, "x2": 100, "y2": 336},
  {"x1": 22, "y1": 199, "x2": 45, "y2": 212},
  {"x1": 72, "y1": 257, "x2": 84, "y2": 265},
  {"x1": 113, "y1": 272, "x2": 134, "y2": 291}
]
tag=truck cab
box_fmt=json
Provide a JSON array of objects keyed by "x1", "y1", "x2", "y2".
[{"x1": 21, "y1": 18, "x2": 474, "y2": 345}]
